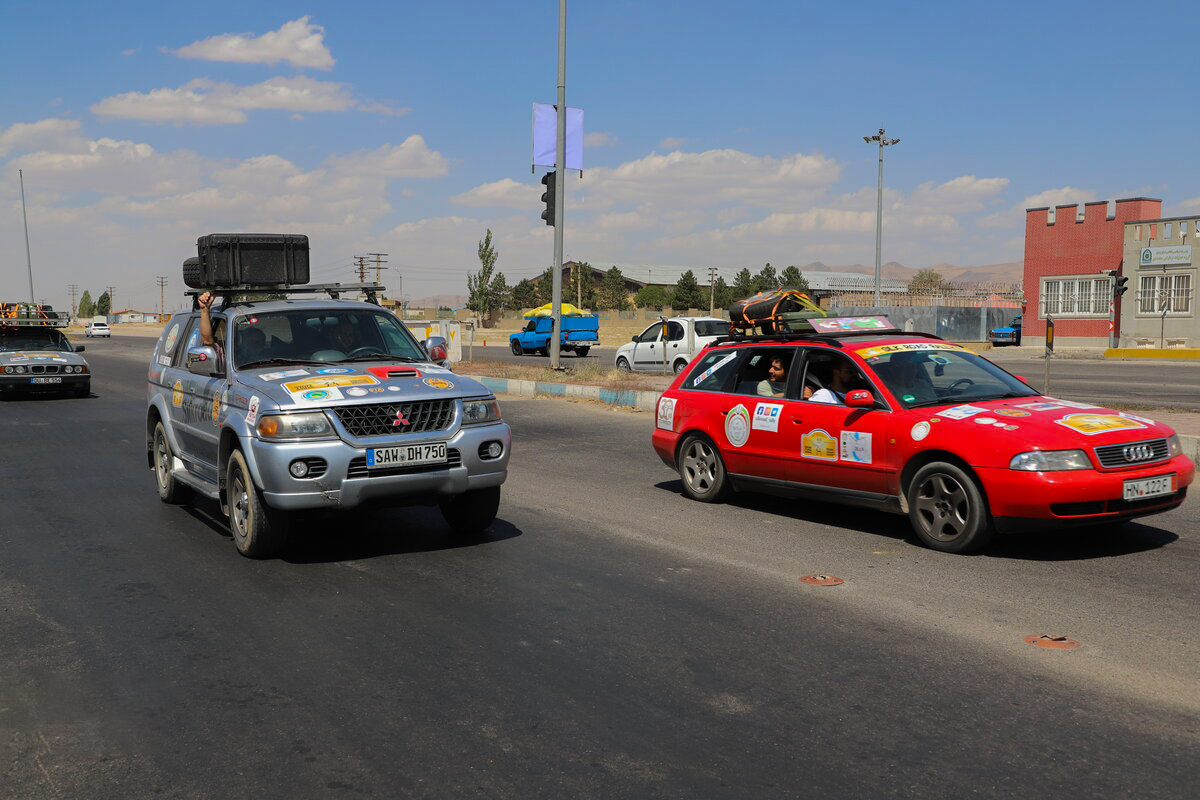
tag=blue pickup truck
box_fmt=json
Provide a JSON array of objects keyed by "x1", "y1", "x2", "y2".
[
  {"x1": 510, "y1": 314, "x2": 600, "y2": 357},
  {"x1": 988, "y1": 314, "x2": 1022, "y2": 346}
]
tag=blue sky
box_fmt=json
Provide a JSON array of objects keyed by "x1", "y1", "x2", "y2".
[{"x1": 2, "y1": 1, "x2": 1197, "y2": 311}]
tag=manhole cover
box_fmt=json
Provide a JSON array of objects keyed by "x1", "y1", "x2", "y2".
[
  {"x1": 1023, "y1": 634, "x2": 1080, "y2": 650},
  {"x1": 799, "y1": 574, "x2": 844, "y2": 586}
]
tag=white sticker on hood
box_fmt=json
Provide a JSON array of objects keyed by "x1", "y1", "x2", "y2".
[{"x1": 246, "y1": 396, "x2": 260, "y2": 425}]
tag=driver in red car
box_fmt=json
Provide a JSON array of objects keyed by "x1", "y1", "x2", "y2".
[{"x1": 810, "y1": 359, "x2": 858, "y2": 404}]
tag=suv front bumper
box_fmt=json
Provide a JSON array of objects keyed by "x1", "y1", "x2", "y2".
[{"x1": 251, "y1": 421, "x2": 511, "y2": 510}]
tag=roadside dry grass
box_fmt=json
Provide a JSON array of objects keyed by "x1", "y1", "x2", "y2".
[{"x1": 456, "y1": 359, "x2": 672, "y2": 392}]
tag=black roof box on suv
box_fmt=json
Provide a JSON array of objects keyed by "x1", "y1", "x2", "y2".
[{"x1": 183, "y1": 233, "x2": 309, "y2": 289}]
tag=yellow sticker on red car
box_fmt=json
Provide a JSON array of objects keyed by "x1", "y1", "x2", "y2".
[
  {"x1": 801, "y1": 429, "x2": 838, "y2": 460},
  {"x1": 1053, "y1": 413, "x2": 1147, "y2": 435},
  {"x1": 855, "y1": 342, "x2": 967, "y2": 360}
]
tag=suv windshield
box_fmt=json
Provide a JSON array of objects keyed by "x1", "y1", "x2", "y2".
[
  {"x1": 232, "y1": 308, "x2": 427, "y2": 369},
  {"x1": 0, "y1": 328, "x2": 72, "y2": 352},
  {"x1": 864, "y1": 346, "x2": 1038, "y2": 408}
]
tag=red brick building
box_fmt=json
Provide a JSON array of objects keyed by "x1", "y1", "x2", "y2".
[{"x1": 1023, "y1": 197, "x2": 1161, "y2": 346}]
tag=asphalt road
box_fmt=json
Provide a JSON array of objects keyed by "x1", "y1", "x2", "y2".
[
  {"x1": 3, "y1": 337, "x2": 1198, "y2": 798},
  {"x1": 470, "y1": 343, "x2": 1200, "y2": 410}
]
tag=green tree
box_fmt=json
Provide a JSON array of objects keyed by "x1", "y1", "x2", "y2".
[
  {"x1": 753, "y1": 262, "x2": 778, "y2": 292},
  {"x1": 634, "y1": 285, "x2": 670, "y2": 310},
  {"x1": 712, "y1": 276, "x2": 736, "y2": 310},
  {"x1": 596, "y1": 266, "x2": 629, "y2": 310},
  {"x1": 779, "y1": 265, "x2": 811, "y2": 294},
  {"x1": 77, "y1": 290, "x2": 94, "y2": 319},
  {"x1": 534, "y1": 267, "x2": 555, "y2": 306},
  {"x1": 909, "y1": 268, "x2": 947, "y2": 292},
  {"x1": 510, "y1": 278, "x2": 537, "y2": 309},
  {"x1": 488, "y1": 271, "x2": 511, "y2": 311},
  {"x1": 95, "y1": 291, "x2": 111, "y2": 317},
  {"x1": 467, "y1": 229, "x2": 499, "y2": 315},
  {"x1": 569, "y1": 261, "x2": 596, "y2": 309},
  {"x1": 671, "y1": 270, "x2": 704, "y2": 310},
  {"x1": 732, "y1": 267, "x2": 755, "y2": 299}
]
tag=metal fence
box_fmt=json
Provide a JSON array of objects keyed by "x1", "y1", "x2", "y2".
[{"x1": 821, "y1": 279, "x2": 1024, "y2": 309}]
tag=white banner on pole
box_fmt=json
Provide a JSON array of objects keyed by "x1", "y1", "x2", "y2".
[{"x1": 532, "y1": 103, "x2": 583, "y2": 170}]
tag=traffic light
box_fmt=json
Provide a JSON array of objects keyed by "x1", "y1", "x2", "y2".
[
  {"x1": 540, "y1": 171, "x2": 556, "y2": 227},
  {"x1": 1113, "y1": 275, "x2": 1129, "y2": 297}
]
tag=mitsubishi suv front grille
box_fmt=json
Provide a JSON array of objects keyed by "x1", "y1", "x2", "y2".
[
  {"x1": 335, "y1": 399, "x2": 455, "y2": 437},
  {"x1": 1093, "y1": 438, "x2": 1169, "y2": 469}
]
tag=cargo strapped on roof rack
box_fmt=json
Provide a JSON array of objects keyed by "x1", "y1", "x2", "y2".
[
  {"x1": 184, "y1": 283, "x2": 387, "y2": 310},
  {"x1": 0, "y1": 303, "x2": 70, "y2": 328}
]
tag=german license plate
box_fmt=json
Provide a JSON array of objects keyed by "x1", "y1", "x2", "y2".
[
  {"x1": 31, "y1": 377, "x2": 62, "y2": 384},
  {"x1": 1123, "y1": 474, "x2": 1175, "y2": 501},
  {"x1": 367, "y1": 442, "x2": 447, "y2": 468}
]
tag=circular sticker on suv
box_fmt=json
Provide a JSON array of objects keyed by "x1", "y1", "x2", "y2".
[
  {"x1": 303, "y1": 389, "x2": 332, "y2": 401},
  {"x1": 911, "y1": 421, "x2": 931, "y2": 441},
  {"x1": 317, "y1": 368, "x2": 352, "y2": 375},
  {"x1": 725, "y1": 404, "x2": 751, "y2": 447},
  {"x1": 423, "y1": 377, "x2": 454, "y2": 390}
]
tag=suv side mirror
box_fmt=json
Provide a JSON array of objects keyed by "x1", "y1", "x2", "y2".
[
  {"x1": 74, "y1": 344, "x2": 85, "y2": 352},
  {"x1": 631, "y1": 335, "x2": 638, "y2": 342},
  {"x1": 187, "y1": 345, "x2": 220, "y2": 376},
  {"x1": 845, "y1": 389, "x2": 876, "y2": 408},
  {"x1": 423, "y1": 336, "x2": 449, "y2": 365}
]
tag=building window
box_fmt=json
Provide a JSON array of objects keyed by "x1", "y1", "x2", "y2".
[
  {"x1": 1039, "y1": 277, "x2": 1110, "y2": 318},
  {"x1": 1137, "y1": 274, "x2": 1193, "y2": 315},
  {"x1": 1134, "y1": 225, "x2": 1142, "y2": 241},
  {"x1": 1183, "y1": 221, "x2": 1190, "y2": 236},
  {"x1": 1164, "y1": 222, "x2": 1173, "y2": 239}
]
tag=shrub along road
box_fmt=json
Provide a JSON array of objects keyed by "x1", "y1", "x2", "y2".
[{"x1": 1, "y1": 340, "x2": 1197, "y2": 798}]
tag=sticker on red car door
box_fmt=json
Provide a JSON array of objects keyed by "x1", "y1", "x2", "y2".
[
  {"x1": 839, "y1": 431, "x2": 872, "y2": 463},
  {"x1": 801, "y1": 429, "x2": 838, "y2": 460},
  {"x1": 752, "y1": 403, "x2": 782, "y2": 432},
  {"x1": 725, "y1": 404, "x2": 751, "y2": 447}
]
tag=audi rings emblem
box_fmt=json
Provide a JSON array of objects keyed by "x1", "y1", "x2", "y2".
[{"x1": 1123, "y1": 444, "x2": 1154, "y2": 462}]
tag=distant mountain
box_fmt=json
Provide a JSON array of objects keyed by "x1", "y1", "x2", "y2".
[
  {"x1": 797, "y1": 260, "x2": 1022, "y2": 285},
  {"x1": 409, "y1": 293, "x2": 469, "y2": 309}
]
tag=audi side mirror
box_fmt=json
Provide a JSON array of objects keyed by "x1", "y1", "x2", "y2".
[
  {"x1": 845, "y1": 389, "x2": 876, "y2": 408},
  {"x1": 74, "y1": 344, "x2": 85, "y2": 352},
  {"x1": 631, "y1": 335, "x2": 638, "y2": 342}
]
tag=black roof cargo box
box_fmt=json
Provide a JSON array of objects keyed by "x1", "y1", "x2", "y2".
[{"x1": 184, "y1": 233, "x2": 309, "y2": 289}]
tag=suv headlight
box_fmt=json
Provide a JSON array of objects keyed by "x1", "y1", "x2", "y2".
[
  {"x1": 462, "y1": 397, "x2": 501, "y2": 425},
  {"x1": 257, "y1": 412, "x2": 333, "y2": 440},
  {"x1": 1009, "y1": 449, "x2": 1091, "y2": 471},
  {"x1": 1167, "y1": 434, "x2": 1182, "y2": 457}
]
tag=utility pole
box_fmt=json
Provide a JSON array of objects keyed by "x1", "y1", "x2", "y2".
[
  {"x1": 549, "y1": 0, "x2": 567, "y2": 369},
  {"x1": 368, "y1": 252, "x2": 389, "y2": 289},
  {"x1": 68, "y1": 284, "x2": 79, "y2": 318},
  {"x1": 863, "y1": 128, "x2": 900, "y2": 308},
  {"x1": 19, "y1": 169, "x2": 36, "y2": 305},
  {"x1": 708, "y1": 267, "x2": 718, "y2": 315},
  {"x1": 353, "y1": 255, "x2": 368, "y2": 284},
  {"x1": 105, "y1": 286, "x2": 115, "y2": 320},
  {"x1": 156, "y1": 276, "x2": 168, "y2": 322}
]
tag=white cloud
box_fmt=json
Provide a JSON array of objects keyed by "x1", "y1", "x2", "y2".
[
  {"x1": 907, "y1": 175, "x2": 1009, "y2": 214},
  {"x1": 977, "y1": 185, "x2": 1095, "y2": 228},
  {"x1": 451, "y1": 178, "x2": 538, "y2": 209},
  {"x1": 584, "y1": 132, "x2": 618, "y2": 147},
  {"x1": 659, "y1": 137, "x2": 689, "y2": 149},
  {"x1": 90, "y1": 77, "x2": 361, "y2": 125},
  {"x1": 121, "y1": 48, "x2": 136, "y2": 56},
  {"x1": 1179, "y1": 196, "x2": 1200, "y2": 211},
  {"x1": 325, "y1": 135, "x2": 450, "y2": 178},
  {"x1": 173, "y1": 16, "x2": 335, "y2": 70},
  {"x1": 0, "y1": 118, "x2": 84, "y2": 157},
  {"x1": 7, "y1": 136, "x2": 209, "y2": 195}
]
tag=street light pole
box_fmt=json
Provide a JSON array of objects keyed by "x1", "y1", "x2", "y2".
[
  {"x1": 19, "y1": 169, "x2": 36, "y2": 305},
  {"x1": 549, "y1": 0, "x2": 567, "y2": 370},
  {"x1": 863, "y1": 128, "x2": 899, "y2": 308}
]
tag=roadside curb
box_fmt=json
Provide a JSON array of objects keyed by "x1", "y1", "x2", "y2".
[
  {"x1": 1105, "y1": 348, "x2": 1200, "y2": 359},
  {"x1": 465, "y1": 375, "x2": 660, "y2": 412},
  {"x1": 1181, "y1": 435, "x2": 1200, "y2": 463}
]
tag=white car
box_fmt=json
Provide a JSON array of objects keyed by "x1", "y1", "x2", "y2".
[
  {"x1": 85, "y1": 322, "x2": 110, "y2": 338},
  {"x1": 614, "y1": 316, "x2": 728, "y2": 374}
]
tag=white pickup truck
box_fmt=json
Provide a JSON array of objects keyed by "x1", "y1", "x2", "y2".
[{"x1": 613, "y1": 316, "x2": 728, "y2": 374}]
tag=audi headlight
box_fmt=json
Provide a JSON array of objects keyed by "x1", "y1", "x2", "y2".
[
  {"x1": 462, "y1": 397, "x2": 501, "y2": 425},
  {"x1": 1167, "y1": 435, "x2": 1182, "y2": 457},
  {"x1": 257, "y1": 412, "x2": 333, "y2": 440},
  {"x1": 1009, "y1": 449, "x2": 1091, "y2": 471}
]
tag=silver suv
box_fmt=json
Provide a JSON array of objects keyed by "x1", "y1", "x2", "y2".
[{"x1": 146, "y1": 288, "x2": 510, "y2": 558}]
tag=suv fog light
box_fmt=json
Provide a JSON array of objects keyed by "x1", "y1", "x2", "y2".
[
  {"x1": 289, "y1": 460, "x2": 310, "y2": 478},
  {"x1": 487, "y1": 442, "x2": 503, "y2": 458}
]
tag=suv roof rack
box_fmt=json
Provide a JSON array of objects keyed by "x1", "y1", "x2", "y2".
[
  {"x1": 711, "y1": 328, "x2": 945, "y2": 349},
  {"x1": 184, "y1": 283, "x2": 387, "y2": 310},
  {"x1": 0, "y1": 308, "x2": 71, "y2": 328}
]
